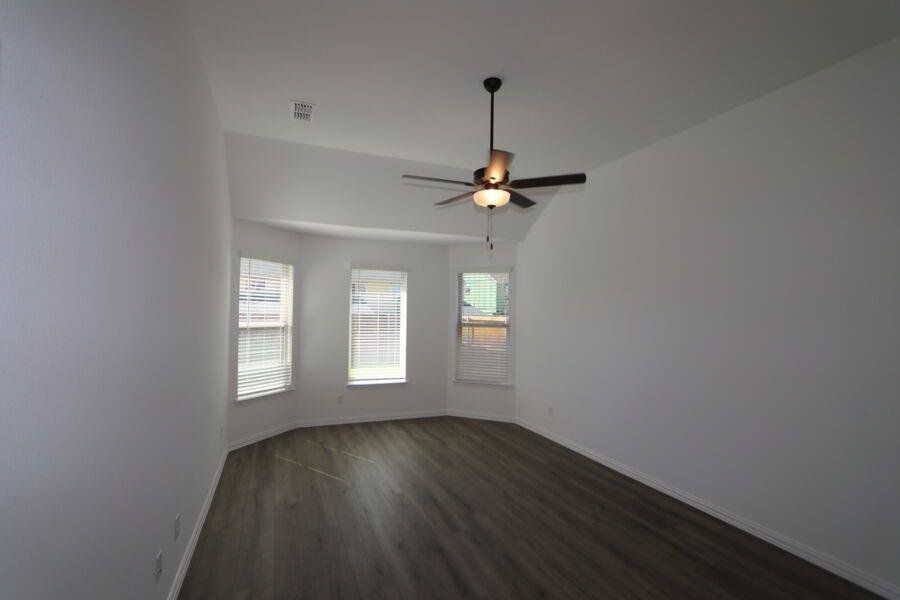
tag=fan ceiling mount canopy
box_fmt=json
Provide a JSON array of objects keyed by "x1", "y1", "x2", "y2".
[{"x1": 401, "y1": 77, "x2": 587, "y2": 211}]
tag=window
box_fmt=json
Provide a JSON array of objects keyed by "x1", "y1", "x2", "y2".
[
  {"x1": 348, "y1": 268, "x2": 407, "y2": 384},
  {"x1": 455, "y1": 271, "x2": 511, "y2": 385},
  {"x1": 237, "y1": 257, "x2": 293, "y2": 400}
]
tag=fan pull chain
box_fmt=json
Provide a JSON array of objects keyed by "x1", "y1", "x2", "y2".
[{"x1": 486, "y1": 208, "x2": 494, "y2": 251}]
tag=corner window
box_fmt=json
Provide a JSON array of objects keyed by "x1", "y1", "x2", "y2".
[
  {"x1": 237, "y1": 257, "x2": 294, "y2": 400},
  {"x1": 455, "y1": 271, "x2": 511, "y2": 385}
]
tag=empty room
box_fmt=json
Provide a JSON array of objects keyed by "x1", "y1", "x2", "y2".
[{"x1": 2, "y1": 1, "x2": 900, "y2": 598}]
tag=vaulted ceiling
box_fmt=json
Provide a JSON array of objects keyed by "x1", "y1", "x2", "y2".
[{"x1": 187, "y1": 0, "x2": 900, "y2": 241}]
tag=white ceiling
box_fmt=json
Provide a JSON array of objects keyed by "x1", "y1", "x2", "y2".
[
  {"x1": 189, "y1": 0, "x2": 900, "y2": 240},
  {"x1": 248, "y1": 219, "x2": 485, "y2": 244},
  {"x1": 225, "y1": 132, "x2": 557, "y2": 242}
]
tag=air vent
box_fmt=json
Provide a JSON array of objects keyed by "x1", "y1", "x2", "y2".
[{"x1": 290, "y1": 100, "x2": 315, "y2": 122}]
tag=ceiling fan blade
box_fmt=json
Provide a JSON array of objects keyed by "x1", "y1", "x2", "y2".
[
  {"x1": 435, "y1": 191, "x2": 474, "y2": 206},
  {"x1": 508, "y1": 190, "x2": 536, "y2": 208},
  {"x1": 402, "y1": 174, "x2": 474, "y2": 187},
  {"x1": 484, "y1": 150, "x2": 514, "y2": 183},
  {"x1": 508, "y1": 173, "x2": 586, "y2": 189}
]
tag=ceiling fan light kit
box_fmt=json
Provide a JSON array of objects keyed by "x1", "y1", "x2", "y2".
[
  {"x1": 401, "y1": 76, "x2": 587, "y2": 249},
  {"x1": 473, "y1": 188, "x2": 510, "y2": 208}
]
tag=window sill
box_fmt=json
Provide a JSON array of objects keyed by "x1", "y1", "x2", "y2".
[
  {"x1": 452, "y1": 379, "x2": 514, "y2": 388},
  {"x1": 235, "y1": 386, "x2": 294, "y2": 403},
  {"x1": 347, "y1": 379, "x2": 407, "y2": 387}
]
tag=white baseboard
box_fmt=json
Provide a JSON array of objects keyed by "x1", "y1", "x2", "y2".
[
  {"x1": 446, "y1": 408, "x2": 515, "y2": 423},
  {"x1": 167, "y1": 448, "x2": 228, "y2": 600},
  {"x1": 177, "y1": 412, "x2": 898, "y2": 598},
  {"x1": 515, "y1": 417, "x2": 899, "y2": 600},
  {"x1": 227, "y1": 409, "x2": 447, "y2": 451}
]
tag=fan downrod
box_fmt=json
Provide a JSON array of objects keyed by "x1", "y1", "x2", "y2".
[{"x1": 483, "y1": 77, "x2": 502, "y2": 94}]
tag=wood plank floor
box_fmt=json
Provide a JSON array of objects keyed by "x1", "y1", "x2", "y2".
[{"x1": 180, "y1": 417, "x2": 876, "y2": 599}]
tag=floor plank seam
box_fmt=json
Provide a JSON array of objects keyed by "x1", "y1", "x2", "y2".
[
  {"x1": 515, "y1": 417, "x2": 899, "y2": 599},
  {"x1": 183, "y1": 416, "x2": 892, "y2": 599}
]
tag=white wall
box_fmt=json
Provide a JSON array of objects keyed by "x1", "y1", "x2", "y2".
[
  {"x1": 447, "y1": 243, "x2": 518, "y2": 420},
  {"x1": 516, "y1": 38, "x2": 900, "y2": 595},
  {"x1": 0, "y1": 1, "x2": 232, "y2": 598},
  {"x1": 228, "y1": 220, "x2": 449, "y2": 444}
]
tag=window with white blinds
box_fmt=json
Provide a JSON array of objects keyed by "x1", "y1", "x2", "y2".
[
  {"x1": 455, "y1": 271, "x2": 511, "y2": 385},
  {"x1": 348, "y1": 268, "x2": 407, "y2": 384},
  {"x1": 237, "y1": 257, "x2": 294, "y2": 400}
]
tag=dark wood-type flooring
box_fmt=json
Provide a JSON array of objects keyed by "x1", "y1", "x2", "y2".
[{"x1": 180, "y1": 417, "x2": 876, "y2": 599}]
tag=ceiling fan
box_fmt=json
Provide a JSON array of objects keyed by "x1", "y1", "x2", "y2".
[{"x1": 401, "y1": 77, "x2": 587, "y2": 212}]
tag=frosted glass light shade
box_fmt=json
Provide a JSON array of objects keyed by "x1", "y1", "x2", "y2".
[{"x1": 473, "y1": 188, "x2": 510, "y2": 208}]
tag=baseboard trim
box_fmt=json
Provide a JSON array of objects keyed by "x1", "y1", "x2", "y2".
[
  {"x1": 193, "y1": 413, "x2": 898, "y2": 598},
  {"x1": 446, "y1": 408, "x2": 515, "y2": 423},
  {"x1": 167, "y1": 448, "x2": 227, "y2": 600},
  {"x1": 227, "y1": 409, "x2": 447, "y2": 451},
  {"x1": 515, "y1": 417, "x2": 899, "y2": 600}
]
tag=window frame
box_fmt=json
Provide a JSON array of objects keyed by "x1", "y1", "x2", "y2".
[
  {"x1": 235, "y1": 254, "x2": 295, "y2": 402},
  {"x1": 453, "y1": 268, "x2": 514, "y2": 387},
  {"x1": 347, "y1": 265, "x2": 409, "y2": 387}
]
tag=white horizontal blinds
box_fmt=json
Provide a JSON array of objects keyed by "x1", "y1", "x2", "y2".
[
  {"x1": 349, "y1": 268, "x2": 407, "y2": 383},
  {"x1": 456, "y1": 272, "x2": 511, "y2": 384},
  {"x1": 237, "y1": 257, "x2": 294, "y2": 400}
]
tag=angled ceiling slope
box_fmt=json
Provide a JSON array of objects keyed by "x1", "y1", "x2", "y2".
[
  {"x1": 192, "y1": 0, "x2": 900, "y2": 240},
  {"x1": 225, "y1": 133, "x2": 556, "y2": 243}
]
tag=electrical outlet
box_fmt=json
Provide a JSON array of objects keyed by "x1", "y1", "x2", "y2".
[
  {"x1": 155, "y1": 550, "x2": 163, "y2": 580},
  {"x1": 337, "y1": 394, "x2": 344, "y2": 404},
  {"x1": 174, "y1": 513, "x2": 181, "y2": 540},
  {"x1": 547, "y1": 406, "x2": 554, "y2": 417}
]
